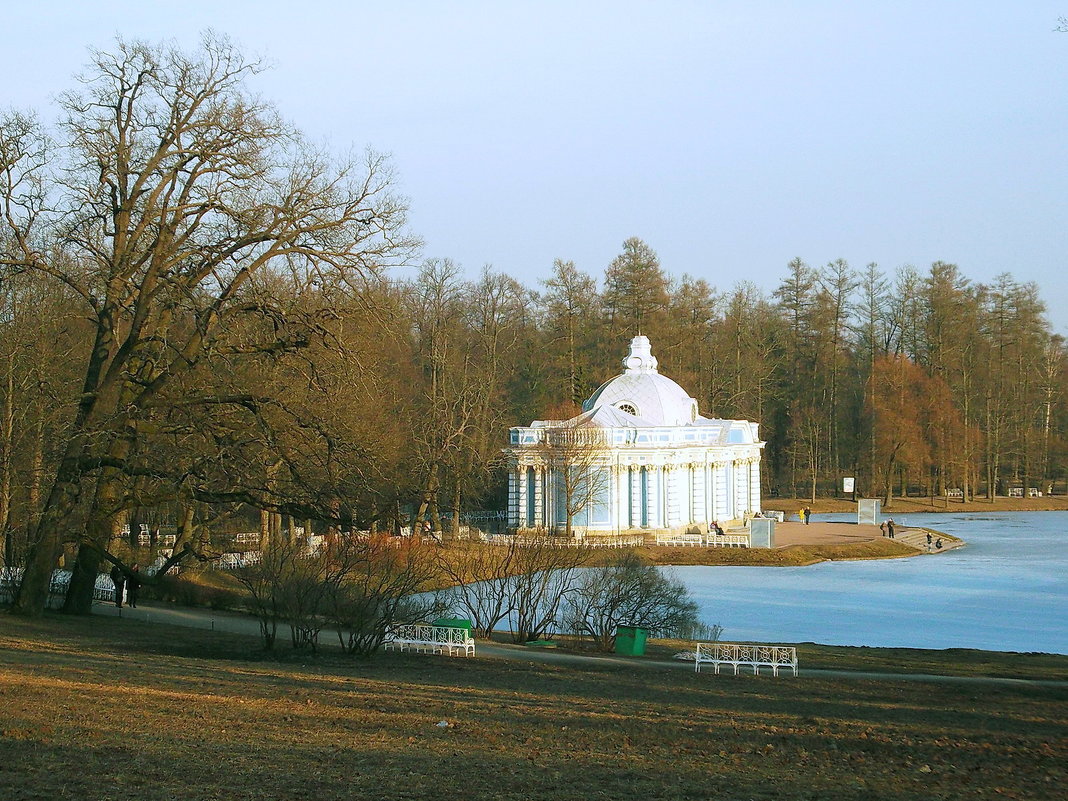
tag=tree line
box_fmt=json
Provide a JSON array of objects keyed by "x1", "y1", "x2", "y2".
[{"x1": 1, "y1": 36, "x2": 1065, "y2": 616}]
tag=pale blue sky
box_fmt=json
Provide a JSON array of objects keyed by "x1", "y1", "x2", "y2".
[{"x1": 5, "y1": 2, "x2": 1067, "y2": 333}]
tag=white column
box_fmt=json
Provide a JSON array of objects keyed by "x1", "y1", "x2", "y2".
[
  {"x1": 750, "y1": 458, "x2": 762, "y2": 512},
  {"x1": 704, "y1": 462, "x2": 713, "y2": 523},
  {"x1": 715, "y1": 462, "x2": 729, "y2": 521},
  {"x1": 614, "y1": 464, "x2": 626, "y2": 533},
  {"x1": 545, "y1": 465, "x2": 555, "y2": 530},
  {"x1": 686, "y1": 465, "x2": 694, "y2": 524},
  {"x1": 670, "y1": 467, "x2": 679, "y2": 529},
  {"x1": 631, "y1": 466, "x2": 642, "y2": 528},
  {"x1": 653, "y1": 467, "x2": 662, "y2": 529},
  {"x1": 533, "y1": 467, "x2": 544, "y2": 528},
  {"x1": 665, "y1": 465, "x2": 677, "y2": 527},
  {"x1": 508, "y1": 468, "x2": 518, "y2": 527},
  {"x1": 728, "y1": 460, "x2": 740, "y2": 519},
  {"x1": 658, "y1": 466, "x2": 668, "y2": 528},
  {"x1": 647, "y1": 467, "x2": 661, "y2": 528},
  {"x1": 737, "y1": 460, "x2": 747, "y2": 516}
]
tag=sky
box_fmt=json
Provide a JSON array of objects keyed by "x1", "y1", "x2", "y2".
[{"x1": 4, "y1": 1, "x2": 1067, "y2": 334}]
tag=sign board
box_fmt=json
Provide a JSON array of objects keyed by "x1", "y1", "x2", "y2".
[
  {"x1": 843, "y1": 477, "x2": 855, "y2": 493},
  {"x1": 857, "y1": 499, "x2": 881, "y2": 526}
]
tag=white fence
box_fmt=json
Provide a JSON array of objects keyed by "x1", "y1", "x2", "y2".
[
  {"x1": 654, "y1": 533, "x2": 706, "y2": 547},
  {"x1": 215, "y1": 551, "x2": 262, "y2": 569},
  {"x1": 491, "y1": 534, "x2": 645, "y2": 549},
  {"x1": 653, "y1": 532, "x2": 751, "y2": 548},
  {"x1": 695, "y1": 642, "x2": 798, "y2": 676},
  {"x1": 0, "y1": 568, "x2": 120, "y2": 607},
  {"x1": 383, "y1": 623, "x2": 474, "y2": 656}
]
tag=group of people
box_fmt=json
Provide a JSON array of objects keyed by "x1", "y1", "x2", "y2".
[
  {"x1": 109, "y1": 563, "x2": 142, "y2": 608},
  {"x1": 797, "y1": 506, "x2": 812, "y2": 525},
  {"x1": 879, "y1": 518, "x2": 896, "y2": 538},
  {"x1": 924, "y1": 531, "x2": 944, "y2": 551}
]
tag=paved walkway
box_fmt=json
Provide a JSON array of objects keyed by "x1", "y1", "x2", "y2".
[
  {"x1": 770, "y1": 520, "x2": 964, "y2": 554},
  {"x1": 92, "y1": 599, "x2": 1064, "y2": 689}
]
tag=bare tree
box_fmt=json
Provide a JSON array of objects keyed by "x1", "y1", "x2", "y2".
[
  {"x1": 2, "y1": 34, "x2": 415, "y2": 615},
  {"x1": 539, "y1": 422, "x2": 612, "y2": 539}
]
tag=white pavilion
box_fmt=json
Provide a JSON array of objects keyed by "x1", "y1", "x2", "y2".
[{"x1": 505, "y1": 336, "x2": 765, "y2": 536}]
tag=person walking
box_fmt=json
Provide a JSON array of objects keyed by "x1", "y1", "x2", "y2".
[
  {"x1": 887, "y1": 518, "x2": 895, "y2": 539},
  {"x1": 803, "y1": 506, "x2": 811, "y2": 525},
  {"x1": 127, "y1": 563, "x2": 142, "y2": 608},
  {"x1": 109, "y1": 564, "x2": 125, "y2": 608}
]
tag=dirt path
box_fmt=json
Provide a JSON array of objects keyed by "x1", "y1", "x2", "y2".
[{"x1": 93, "y1": 599, "x2": 1065, "y2": 688}]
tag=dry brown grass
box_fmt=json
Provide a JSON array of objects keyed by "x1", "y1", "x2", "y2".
[
  {"x1": 633, "y1": 538, "x2": 917, "y2": 567},
  {"x1": 1, "y1": 613, "x2": 1065, "y2": 800}
]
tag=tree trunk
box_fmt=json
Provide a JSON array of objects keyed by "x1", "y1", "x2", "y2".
[
  {"x1": 0, "y1": 355, "x2": 13, "y2": 558},
  {"x1": 12, "y1": 447, "x2": 91, "y2": 615},
  {"x1": 259, "y1": 509, "x2": 270, "y2": 550},
  {"x1": 171, "y1": 504, "x2": 196, "y2": 554},
  {"x1": 450, "y1": 482, "x2": 461, "y2": 540},
  {"x1": 63, "y1": 462, "x2": 128, "y2": 614}
]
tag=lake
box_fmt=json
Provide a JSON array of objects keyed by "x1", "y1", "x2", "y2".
[{"x1": 671, "y1": 511, "x2": 1068, "y2": 654}]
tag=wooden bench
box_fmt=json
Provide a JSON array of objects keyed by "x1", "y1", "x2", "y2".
[
  {"x1": 694, "y1": 642, "x2": 797, "y2": 676},
  {"x1": 383, "y1": 623, "x2": 475, "y2": 657}
]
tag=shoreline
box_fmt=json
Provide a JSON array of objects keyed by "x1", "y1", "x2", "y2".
[
  {"x1": 637, "y1": 519, "x2": 963, "y2": 568},
  {"x1": 765, "y1": 495, "x2": 1068, "y2": 514}
]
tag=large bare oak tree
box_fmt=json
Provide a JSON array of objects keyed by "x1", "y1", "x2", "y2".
[{"x1": 0, "y1": 34, "x2": 415, "y2": 615}]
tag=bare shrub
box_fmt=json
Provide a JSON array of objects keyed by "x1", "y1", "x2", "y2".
[
  {"x1": 233, "y1": 544, "x2": 299, "y2": 650},
  {"x1": 562, "y1": 552, "x2": 700, "y2": 651},
  {"x1": 437, "y1": 538, "x2": 521, "y2": 638},
  {"x1": 507, "y1": 533, "x2": 591, "y2": 643},
  {"x1": 328, "y1": 536, "x2": 443, "y2": 656}
]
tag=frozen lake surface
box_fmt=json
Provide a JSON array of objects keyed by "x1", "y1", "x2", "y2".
[{"x1": 671, "y1": 511, "x2": 1068, "y2": 654}]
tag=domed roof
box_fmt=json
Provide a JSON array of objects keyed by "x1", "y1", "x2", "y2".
[{"x1": 582, "y1": 336, "x2": 700, "y2": 426}]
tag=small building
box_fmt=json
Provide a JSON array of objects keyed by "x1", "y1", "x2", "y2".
[{"x1": 505, "y1": 336, "x2": 765, "y2": 536}]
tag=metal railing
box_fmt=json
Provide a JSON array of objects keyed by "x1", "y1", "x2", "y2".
[
  {"x1": 383, "y1": 623, "x2": 474, "y2": 656},
  {"x1": 695, "y1": 642, "x2": 797, "y2": 676}
]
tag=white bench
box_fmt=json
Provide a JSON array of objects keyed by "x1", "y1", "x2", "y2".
[
  {"x1": 706, "y1": 534, "x2": 749, "y2": 548},
  {"x1": 695, "y1": 642, "x2": 797, "y2": 676},
  {"x1": 383, "y1": 623, "x2": 474, "y2": 657}
]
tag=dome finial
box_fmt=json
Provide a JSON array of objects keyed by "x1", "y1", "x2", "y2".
[{"x1": 622, "y1": 335, "x2": 658, "y2": 374}]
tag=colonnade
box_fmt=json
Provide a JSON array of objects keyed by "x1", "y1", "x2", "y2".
[{"x1": 507, "y1": 455, "x2": 762, "y2": 534}]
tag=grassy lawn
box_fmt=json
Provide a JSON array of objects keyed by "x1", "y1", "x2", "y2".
[{"x1": 1, "y1": 613, "x2": 1065, "y2": 800}]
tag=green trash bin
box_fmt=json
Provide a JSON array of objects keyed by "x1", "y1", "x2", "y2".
[
  {"x1": 433, "y1": 617, "x2": 473, "y2": 638},
  {"x1": 615, "y1": 625, "x2": 648, "y2": 656}
]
